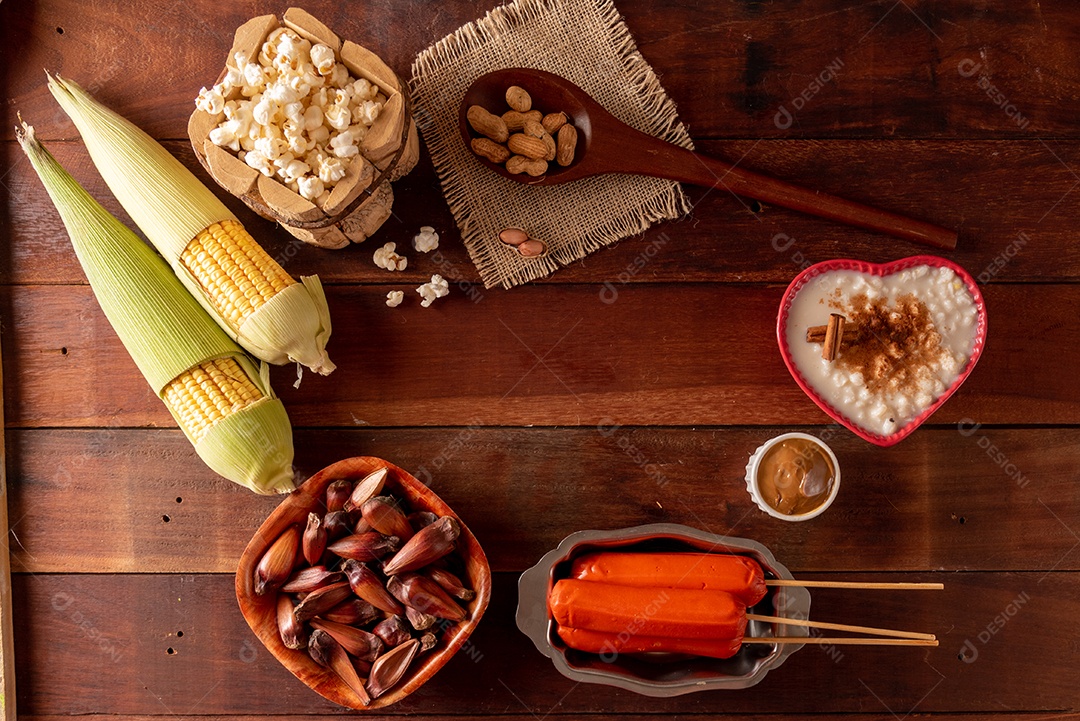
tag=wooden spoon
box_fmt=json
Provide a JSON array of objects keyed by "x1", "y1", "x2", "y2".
[{"x1": 459, "y1": 68, "x2": 957, "y2": 250}]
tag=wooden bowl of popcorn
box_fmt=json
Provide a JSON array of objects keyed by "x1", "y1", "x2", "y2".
[{"x1": 188, "y1": 8, "x2": 418, "y2": 249}]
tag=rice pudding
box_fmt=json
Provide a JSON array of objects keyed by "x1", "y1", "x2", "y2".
[{"x1": 784, "y1": 265, "x2": 979, "y2": 437}]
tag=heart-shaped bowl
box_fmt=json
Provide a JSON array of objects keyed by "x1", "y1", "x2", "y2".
[
  {"x1": 777, "y1": 256, "x2": 988, "y2": 447},
  {"x1": 516, "y1": 524, "x2": 810, "y2": 696},
  {"x1": 235, "y1": 456, "x2": 492, "y2": 710}
]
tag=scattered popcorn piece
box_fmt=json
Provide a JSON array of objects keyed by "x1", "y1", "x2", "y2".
[
  {"x1": 385, "y1": 290, "x2": 404, "y2": 308},
  {"x1": 413, "y1": 225, "x2": 439, "y2": 253},
  {"x1": 374, "y1": 242, "x2": 408, "y2": 271},
  {"x1": 416, "y1": 274, "x2": 450, "y2": 308}
]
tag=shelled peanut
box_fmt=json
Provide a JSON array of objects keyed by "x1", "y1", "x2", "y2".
[
  {"x1": 254, "y1": 467, "x2": 476, "y2": 705},
  {"x1": 467, "y1": 85, "x2": 578, "y2": 176},
  {"x1": 498, "y1": 227, "x2": 547, "y2": 259}
]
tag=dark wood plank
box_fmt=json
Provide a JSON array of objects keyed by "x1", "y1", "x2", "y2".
[
  {"x1": 22, "y1": 716, "x2": 1077, "y2": 721},
  {"x1": 4, "y1": 0, "x2": 1080, "y2": 141},
  {"x1": 8, "y1": 427, "x2": 1077, "y2": 574},
  {"x1": 13, "y1": 572, "x2": 1078, "y2": 714},
  {"x1": 2, "y1": 283, "x2": 1077, "y2": 428},
  {"x1": 2, "y1": 138, "x2": 1074, "y2": 286}
]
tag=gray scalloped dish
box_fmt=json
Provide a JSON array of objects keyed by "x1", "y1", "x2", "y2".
[{"x1": 516, "y1": 524, "x2": 810, "y2": 696}]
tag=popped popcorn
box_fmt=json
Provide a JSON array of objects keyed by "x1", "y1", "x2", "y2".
[
  {"x1": 309, "y1": 43, "x2": 336, "y2": 75},
  {"x1": 297, "y1": 174, "x2": 324, "y2": 201},
  {"x1": 197, "y1": 27, "x2": 385, "y2": 210},
  {"x1": 416, "y1": 274, "x2": 449, "y2": 308},
  {"x1": 373, "y1": 242, "x2": 407, "y2": 271},
  {"x1": 316, "y1": 154, "x2": 347, "y2": 184},
  {"x1": 195, "y1": 86, "x2": 225, "y2": 115},
  {"x1": 385, "y1": 290, "x2": 404, "y2": 308},
  {"x1": 412, "y1": 225, "x2": 439, "y2": 253}
]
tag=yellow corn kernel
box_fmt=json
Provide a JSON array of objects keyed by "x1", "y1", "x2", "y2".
[
  {"x1": 180, "y1": 219, "x2": 296, "y2": 328},
  {"x1": 162, "y1": 357, "x2": 264, "y2": 442}
]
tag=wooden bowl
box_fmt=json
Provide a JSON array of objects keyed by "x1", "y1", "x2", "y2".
[
  {"x1": 188, "y1": 8, "x2": 418, "y2": 248},
  {"x1": 235, "y1": 456, "x2": 492, "y2": 710}
]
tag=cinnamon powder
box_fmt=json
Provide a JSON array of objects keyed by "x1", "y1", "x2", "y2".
[{"x1": 826, "y1": 292, "x2": 945, "y2": 395}]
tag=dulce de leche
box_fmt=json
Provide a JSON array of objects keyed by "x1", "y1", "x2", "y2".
[{"x1": 756, "y1": 437, "x2": 836, "y2": 515}]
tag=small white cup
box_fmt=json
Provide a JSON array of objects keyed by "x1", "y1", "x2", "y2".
[{"x1": 744, "y1": 432, "x2": 841, "y2": 522}]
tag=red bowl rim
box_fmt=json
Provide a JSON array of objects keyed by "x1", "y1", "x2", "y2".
[{"x1": 776, "y1": 255, "x2": 988, "y2": 447}]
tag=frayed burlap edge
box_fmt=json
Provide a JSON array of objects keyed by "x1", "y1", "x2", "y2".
[{"x1": 410, "y1": 0, "x2": 693, "y2": 289}]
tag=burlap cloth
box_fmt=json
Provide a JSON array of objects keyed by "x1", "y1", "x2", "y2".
[{"x1": 410, "y1": 0, "x2": 694, "y2": 289}]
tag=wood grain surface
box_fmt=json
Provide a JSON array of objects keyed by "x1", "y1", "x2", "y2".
[
  {"x1": 3, "y1": 283, "x2": 1076, "y2": 428},
  {"x1": 13, "y1": 573, "x2": 1077, "y2": 715},
  {"x1": 4, "y1": 1, "x2": 1080, "y2": 141},
  {"x1": 0, "y1": 339, "x2": 14, "y2": 720},
  {"x1": 2, "y1": 139, "x2": 1076, "y2": 285},
  {"x1": 2, "y1": 0, "x2": 1078, "y2": 719},
  {"x1": 7, "y1": 428, "x2": 1076, "y2": 574}
]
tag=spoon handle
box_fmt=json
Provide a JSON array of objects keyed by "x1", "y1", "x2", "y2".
[{"x1": 604, "y1": 129, "x2": 957, "y2": 250}]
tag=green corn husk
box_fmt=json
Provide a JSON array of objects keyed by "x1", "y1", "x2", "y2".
[
  {"x1": 46, "y1": 73, "x2": 335, "y2": 375},
  {"x1": 17, "y1": 121, "x2": 295, "y2": 495}
]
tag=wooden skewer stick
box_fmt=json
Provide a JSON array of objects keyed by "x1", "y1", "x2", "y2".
[
  {"x1": 765, "y1": 580, "x2": 944, "y2": 590},
  {"x1": 744, "y1": 637, "x2": 938, "y2": 647},
  {"x1": 746, "y1": 614, "x2": 935, "y2": 641}
]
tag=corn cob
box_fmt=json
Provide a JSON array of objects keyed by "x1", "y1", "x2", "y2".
[
  {"x1": 46, "y1": 74, "x2": 335, "y2": 375},
  {"x1": 17, "y1": 121, "x2": 295, "y2": 494}
]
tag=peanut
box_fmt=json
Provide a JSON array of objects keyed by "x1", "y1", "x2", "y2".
[
  {"x1": 517, "y1": 239, "x2": 547, "y2": 257},
  {"x1": 502, "y1": 111, "x2": 528, "y2": 132},
  {"x1": 467, "y1": 105, "x2": 508, "y2": 143},
  {"x1": 523, "y1": 159, "x2": 548, "y2": 176},
  {"x1": 469, "y1": 86, "x2": 576, "y2": 172},
  {"x1": 499, "y1": 227, "x2": 529, "y2": 246},
  {"x1": 505, "y1": 155, "x2": 530, "y2": 174},
  {"x1": 507, "y1": 133, "x2": 548, "y2": 160},
  {"x1": 505, "y1": 155, "x2": 547, "y2": 176},
  {"x1": 541, "y1": 131, "x2": 556, "y2": 161},
  {"x1": 542, "y1": 112, "x2": 568, "y2": 134},
  {"x1": 556, "y1": 124, "x2": 578, "y2": 167},
  {"x1": 523, "y1": 119, "x2": 546, "y2": 139},
  {"x1": 505, "y1": 85, "x2": 532, "y2": 112},
  {"x1": 471, "y1": 137, "x2": 510, "y2": 164}
]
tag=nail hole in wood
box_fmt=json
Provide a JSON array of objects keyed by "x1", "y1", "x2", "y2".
[
  {"x1": 56, "y1": 27, "x2": 64, "y2": 35},
  {"x1": 60, "y1": 347, "x2": 68, "y2": 355},
  {"x1": 959, "y1": 516, "x2": 966, "y2": 525},
  {"x1": 748, "y1": 200, "x2": 762, "y2": 213},
  {"x1": 175, "y1": 497, "x2": 183, "y2": 503},
  {"x1": 166, "y1": 647, "x2": 175, "y2": 655},
  {"x1": 162, "y1": 514, "x2": 171, "y2": 523},
  {"x1": 176, "y1": 630, "x2": 184, "y2": 638}
]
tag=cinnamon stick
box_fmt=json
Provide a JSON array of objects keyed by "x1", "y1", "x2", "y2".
[
  {"x1": 822, "y1": 314, "x2": 845, "y2": 361},
  {"x1": 805, "y1": 325, "x2": 854, "y2": 343}
]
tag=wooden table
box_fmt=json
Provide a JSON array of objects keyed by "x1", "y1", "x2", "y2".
[{"x1": 3, "y1": 1, "x2": 1079, "y2": 718}]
